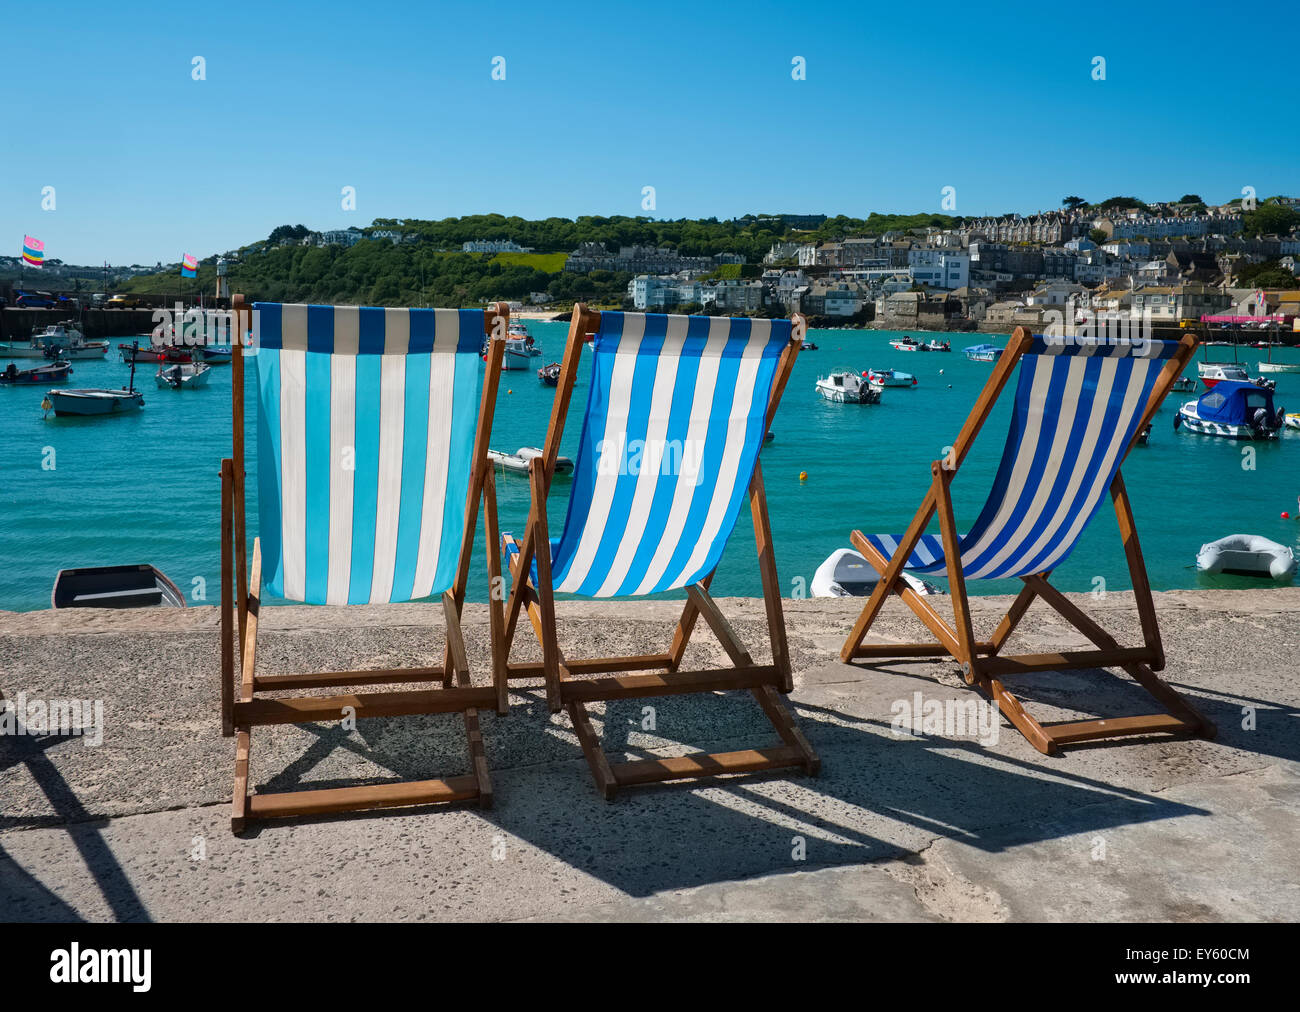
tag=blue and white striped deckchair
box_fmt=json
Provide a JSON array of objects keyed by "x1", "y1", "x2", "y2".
[
  {"x1": 218, "y1": 296, "x2": 510, "y2": 833},
  {"x1": 840, "y1": 328, "x2": 1215, "y2": 755},
  {"x1": 501, "y1": 306, "x2": 819, "y2": 798}
]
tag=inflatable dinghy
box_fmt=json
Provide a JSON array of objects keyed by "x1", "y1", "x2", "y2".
[
  {"x1": 1196, "y1": 534, "x2": 1297, "y2": 581},
  {"x1": 811, "y1": 548, "x2": 943, "y2": 598}
]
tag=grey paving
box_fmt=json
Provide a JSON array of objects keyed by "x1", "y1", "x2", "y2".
[{"x1": 1, "y1": 588, "x2": 1297, "y2": 921}]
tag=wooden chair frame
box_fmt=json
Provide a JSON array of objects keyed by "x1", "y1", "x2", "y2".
[
  {"x1": 219, "y1": 296, "x2": 511, "y2": 833},
  {"x1": 840, "y1": 327, "x2": 1216, "y2": 755},
  {"x1": 500, "y1": 305, "x2": 819, "y2": 798}
]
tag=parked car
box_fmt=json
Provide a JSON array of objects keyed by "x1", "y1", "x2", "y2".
[
  {"x1": 14, "y1": 290, "x2": 57, "y2": 309},
  {"x1": 106, "y1": 294, "x2": 148, "y2": 309}
]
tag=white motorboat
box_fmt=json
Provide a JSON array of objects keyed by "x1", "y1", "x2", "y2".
[
  {"x1": 155, "y1": 362, "x2": 212, "y2": 389},
  {"x1": 502, "y1": 322, "x2": 542, "y2": 370},
  {"x1": 30, "y1": 323, "x2": 109, "y2": 360},
  {"x1": 816, "y1": 371, "x2": 881, "y2": 404},
  {"x1": 922, "y1": 339, "x2": 952, "y2": 352},
  {"x1": 489, "y1": 446, "x2": 574, "y2": 476},
  {"x1": 1175, "y1": 380, "x2": 1284, "y2": 440},
  {"x1": 890, "y1": 336, "x2": 922, "y2": 352},
  {"x1": 1197, "y1": 361, "x2": 1251, "y2": 388},
  {"x1": 43, "y1": 388, "x2": 145, "y2": 416},
  {"x1": 811, "y1": 548, "x2": 942, "y2": 598},
  {"x1": 0, "y1": 340, "x2": 47, "y2": 359},
  {"x1": 1284, "y1": 412, "x2": 1300, "y2": 431},
  {"x1": 1173, "y1": 376, "x2": 1196, "y2": 393},
  {"x1": 868, "y1": 367, "x2": 917, "y2": 388},
  {"x1": 1196, "y1": 535, "x2": 1297, "y2": 581}
]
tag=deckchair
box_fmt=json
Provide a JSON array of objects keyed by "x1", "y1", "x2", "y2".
[
  {"x1": 500, "y1": 306, "x2": 819, "y2": 798},
  {"x1": 219, "y1": 295, "x2": 511, "y2": 833},
  {"x1": 840, "y1": 327, "x2": 1216, "y2": 754}
]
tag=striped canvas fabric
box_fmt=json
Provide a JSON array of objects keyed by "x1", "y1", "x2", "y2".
[
  {"x1": 253, "y1": 303, "x2": 486, "y2": 605},
  {"x1": 548, "y1": 311, "x2": 792, "y2": 598},
  {"x1": 862, "y1": 336, "x2": 1181, "y2": 580}
]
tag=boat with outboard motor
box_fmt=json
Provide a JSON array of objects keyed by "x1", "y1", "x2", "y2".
[
  {"x1": 816, "y1": 371, "x2": 882, "y2": 404},
  {"x1": 1175, "y1": 380, "x2": 1284, "y2": 440}
]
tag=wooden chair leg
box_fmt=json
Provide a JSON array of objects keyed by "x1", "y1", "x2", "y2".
[{"x1": 232, "y1": 729, "x2": 251, "y2": 833}]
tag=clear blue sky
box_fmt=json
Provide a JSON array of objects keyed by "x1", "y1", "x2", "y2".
[{"x1": 3, "y1": 0, "x2": 1294, "y2": 265}]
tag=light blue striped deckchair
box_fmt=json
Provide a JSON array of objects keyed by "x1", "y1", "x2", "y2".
[
  {"x1": 840, "y1": 327, "x2": 1216, "y2": 754},
  {"x1": 217, "y1": 296, "x2": 511, "y2": 833},
  {"x1": 500, "y1": 306, "x2": 819, "y2": 797}
]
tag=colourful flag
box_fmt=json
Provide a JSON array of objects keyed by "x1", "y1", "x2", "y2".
[
  {"x1": 22, "y1": 235, "x2": 44, "y2": 268},
  {"x1": 181, "y1": 253, "x2": 198, "y2": 278}
]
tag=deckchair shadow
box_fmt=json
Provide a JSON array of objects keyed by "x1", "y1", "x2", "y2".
[
  {"x1": 218, "y1": 296, "x2": 512, "y2": 832},
  {"x1": 839, "y1": 328, "x2": 1216, "y2": 754},
  {"x1": 499, "y1": 306, "x2": 819, "y2": 797}
]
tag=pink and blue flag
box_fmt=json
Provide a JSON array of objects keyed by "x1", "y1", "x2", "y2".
[
  {"x1": 181, "y1": 253, "x2": 198, "y2": 278},
  {"x1": 22, "y1": 236, "x2": 44, "y2": 268}
]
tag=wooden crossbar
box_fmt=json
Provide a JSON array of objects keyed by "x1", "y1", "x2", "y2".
[{"x1": 836, "y1": 328, "x2": 1216, "y2": 755}]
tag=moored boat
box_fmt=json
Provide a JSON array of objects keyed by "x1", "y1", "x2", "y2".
[
  {"x1": 1257, "y1": 361, "x2": 1300, "y2": 374},
  {"x1": 537, "y1": 361, "x2": 561, "y2": 386},
  {"x1": 1284, "y1": 412, "x2": 1300, "y2": 432},
  {"x1": 52, "y1": 564, "x2": 187, "y2": 608},
  {"x1": 1197, "y1": 361, "x2": 1251, "y2": 388},
  {"x1": 890, "y1": 336, "x2": 922, "y2": 351},
  {"x1": 810, "y1": 548, "x2": 942, "y2": 598},
  {"x1": 500, "y1": 322, "x2": 542, "y2": 370},
  {"x1": 868, "y1": 367, "x2": 917, "y2": 388},
  {"x1": 1196, "y1": 535, "x2": 1297, "y2": 581},
  {"x1": 489, "y1": 446, "x2": 574, "y2": 475},
  {"x1": 1173, "y1": 376, "x2": 1196, "y2": 393},
  {"x1": 31, "y1": 323, "x2": 109, "y2": 360},
  {"x1": 1, "y1": 360, "x2": 72, "y2": 385},
  {"x1": 1175, "y1": 380, "x2": 1284, "y2": 440},
  {"x1": 155, "y1": 361, "x2": 212, "y2": 389},
  {"x1": 922, "y1": 339, "x2": 952, "y2": 352},
  {"x1": 963, "y1": 343, "x2": 1001, "y2": 362},
  {"x1": 816, "y1": 371, "x2": 881, "y2": 404},
  {"x1": 43, "y1": 388, "x2": 146, "y2": 416}
]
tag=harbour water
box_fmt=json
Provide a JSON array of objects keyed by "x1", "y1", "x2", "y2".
[{"x1": 1, "y1": 323, "x2": 1297, "y2": 611}]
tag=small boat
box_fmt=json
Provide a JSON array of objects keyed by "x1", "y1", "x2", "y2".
[
  {"x1": 963, "y1": 343, "x2": 1002, "y2": 362},
  {"x1": 764, "y1": 430, "x2": 775, "y2": 444},
  {"x1": 0, "y1": 340, "x2": 48, "y2": 359},
  {"x1": 1175, "y1": 380, "x2": 1284, "y2": 440},
  {"x1": 811, "y1": 548, "x2": 942, "y2": 598},
  {"x1": 119, "y1": 342, "x2": 169, "y2": 363},
  {"x1": 922, "y1": 339, "x2": 952, "y2": 352},
  {"x1": 489, "y1": 446, "x2": 574, "y2": 476},
  {"x1": 1196, "y1": 535, "x2": 1297, "y2": 581},
  {"x1": 1135, "y1": 421, "x2": 1153, "y2": 446},
  {"x1": 1173, "y1": 376, "x2": 1196, "y2": 393},
  {"x1": 500, "y1": 323, "x2": 542, "y2": 370},
  {"x1": 201, "y1": 347, "x2": 233, "y2": 364},
  {"x1": 30, "y1": 323, "x2": 109, "y2": 360},
  {"x1": 1197, "y1": 362, "x2": 1251, "y2": 389},
  {"x1": 802, "y1": 341, "x2": 819, "y2": 351},
  {"x1": 890, "y1": 336, "x2": 922, "y2": 351},
  {"x1": 1257, "y1": 361, "x2": 1300, "y2": 374},
  {"x1": 43, "y1": 347, "x2": 146, "y2": 417},
  {"x1": 1284, "y1": 412, "x2": 1300, "y2": 432},
  {"x1": 1, "y1": 360, "x2": 72, "y2": 385},
  {"x1": 868, "y1": 367, "x2": 917, "y2": 388},
  {"x1": 155, "y1": 362, "x2": 212, "y2": 389},
  {"x1": 537, "y1": 362, "x2": 561, "y2": 386},
  {"x1": 816, "y1": 371, "x2": 881, "y2": 404},
  {"x1": 52, "y1": 564, "x2": 187, "y2": 609}
]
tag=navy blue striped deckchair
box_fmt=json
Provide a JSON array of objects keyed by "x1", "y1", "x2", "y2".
[
  {"x1": 500, "y1": 306, "x2": 819, "y2": 798},
  {"x1": 840, "y1": 327, "x2": 1215, "y2": 754},
  {"x1": 217, "y1": 296, "x2": 511, "y2": 833}
]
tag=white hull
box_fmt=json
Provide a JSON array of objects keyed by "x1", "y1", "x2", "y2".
[
  {"x1": 869, "y1": 370, "x2": 915, "y2": 387},
  {"x1": 1176, "y1": 403, "x2": 1280, "y2": 440},
  {"x1": 811, "y1": 548, "x2": 941, "y2": 598},
  {"x1": 45, "y1": 389, "x2": 145, "y2": 416},
  {"x1": 0, "y1": 343, "x2": 47, "y2": 359},
  {"x1": 816, "y1": 375, "x2": 880, "y2": 404},
  {"x1": 1257, "y1": 361, "x2": 1300, "y2": 374},
  {"x1": 55, "y1": 345, "x2": 109, "y2": 360},
  {"x1": 1197, "y1": 535, "x2": 1296, "y2": 581},
  {"x1": 156, "y1": 363, "x2": 212, "y2": 389},
  {"x1": 502, "y1": 348, "x2": 542, "y2": 370},
  {"x1": 1283, "y1": 414, "x2": 1300, "y2": 431}
]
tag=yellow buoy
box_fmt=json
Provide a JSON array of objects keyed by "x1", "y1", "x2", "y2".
[{"x1": 799, "y1": 470, "x2": 808, "y2": 482}]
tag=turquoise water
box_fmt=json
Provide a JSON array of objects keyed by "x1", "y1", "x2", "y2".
[{"x1": 2, "y1": 324, "x2": 1298, "y2": 611}]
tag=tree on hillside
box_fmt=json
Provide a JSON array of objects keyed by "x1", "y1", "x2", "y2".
[
  {"x1": 1178, "y1": 194, "x2": 1203, "y2": 204},
  {"x1": 1062, "y1": 196, "x2": 1087, "y2": 209},
  {"x1": 1095, "y1": 196, "x2": 1150, "y2": 214},
  {"x1": 1088, "y1": 228, "x2": 1109, "y2": 245},
  {"x1": 1243, "y1": 204, "x2": 1300, "y2": 237}
]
